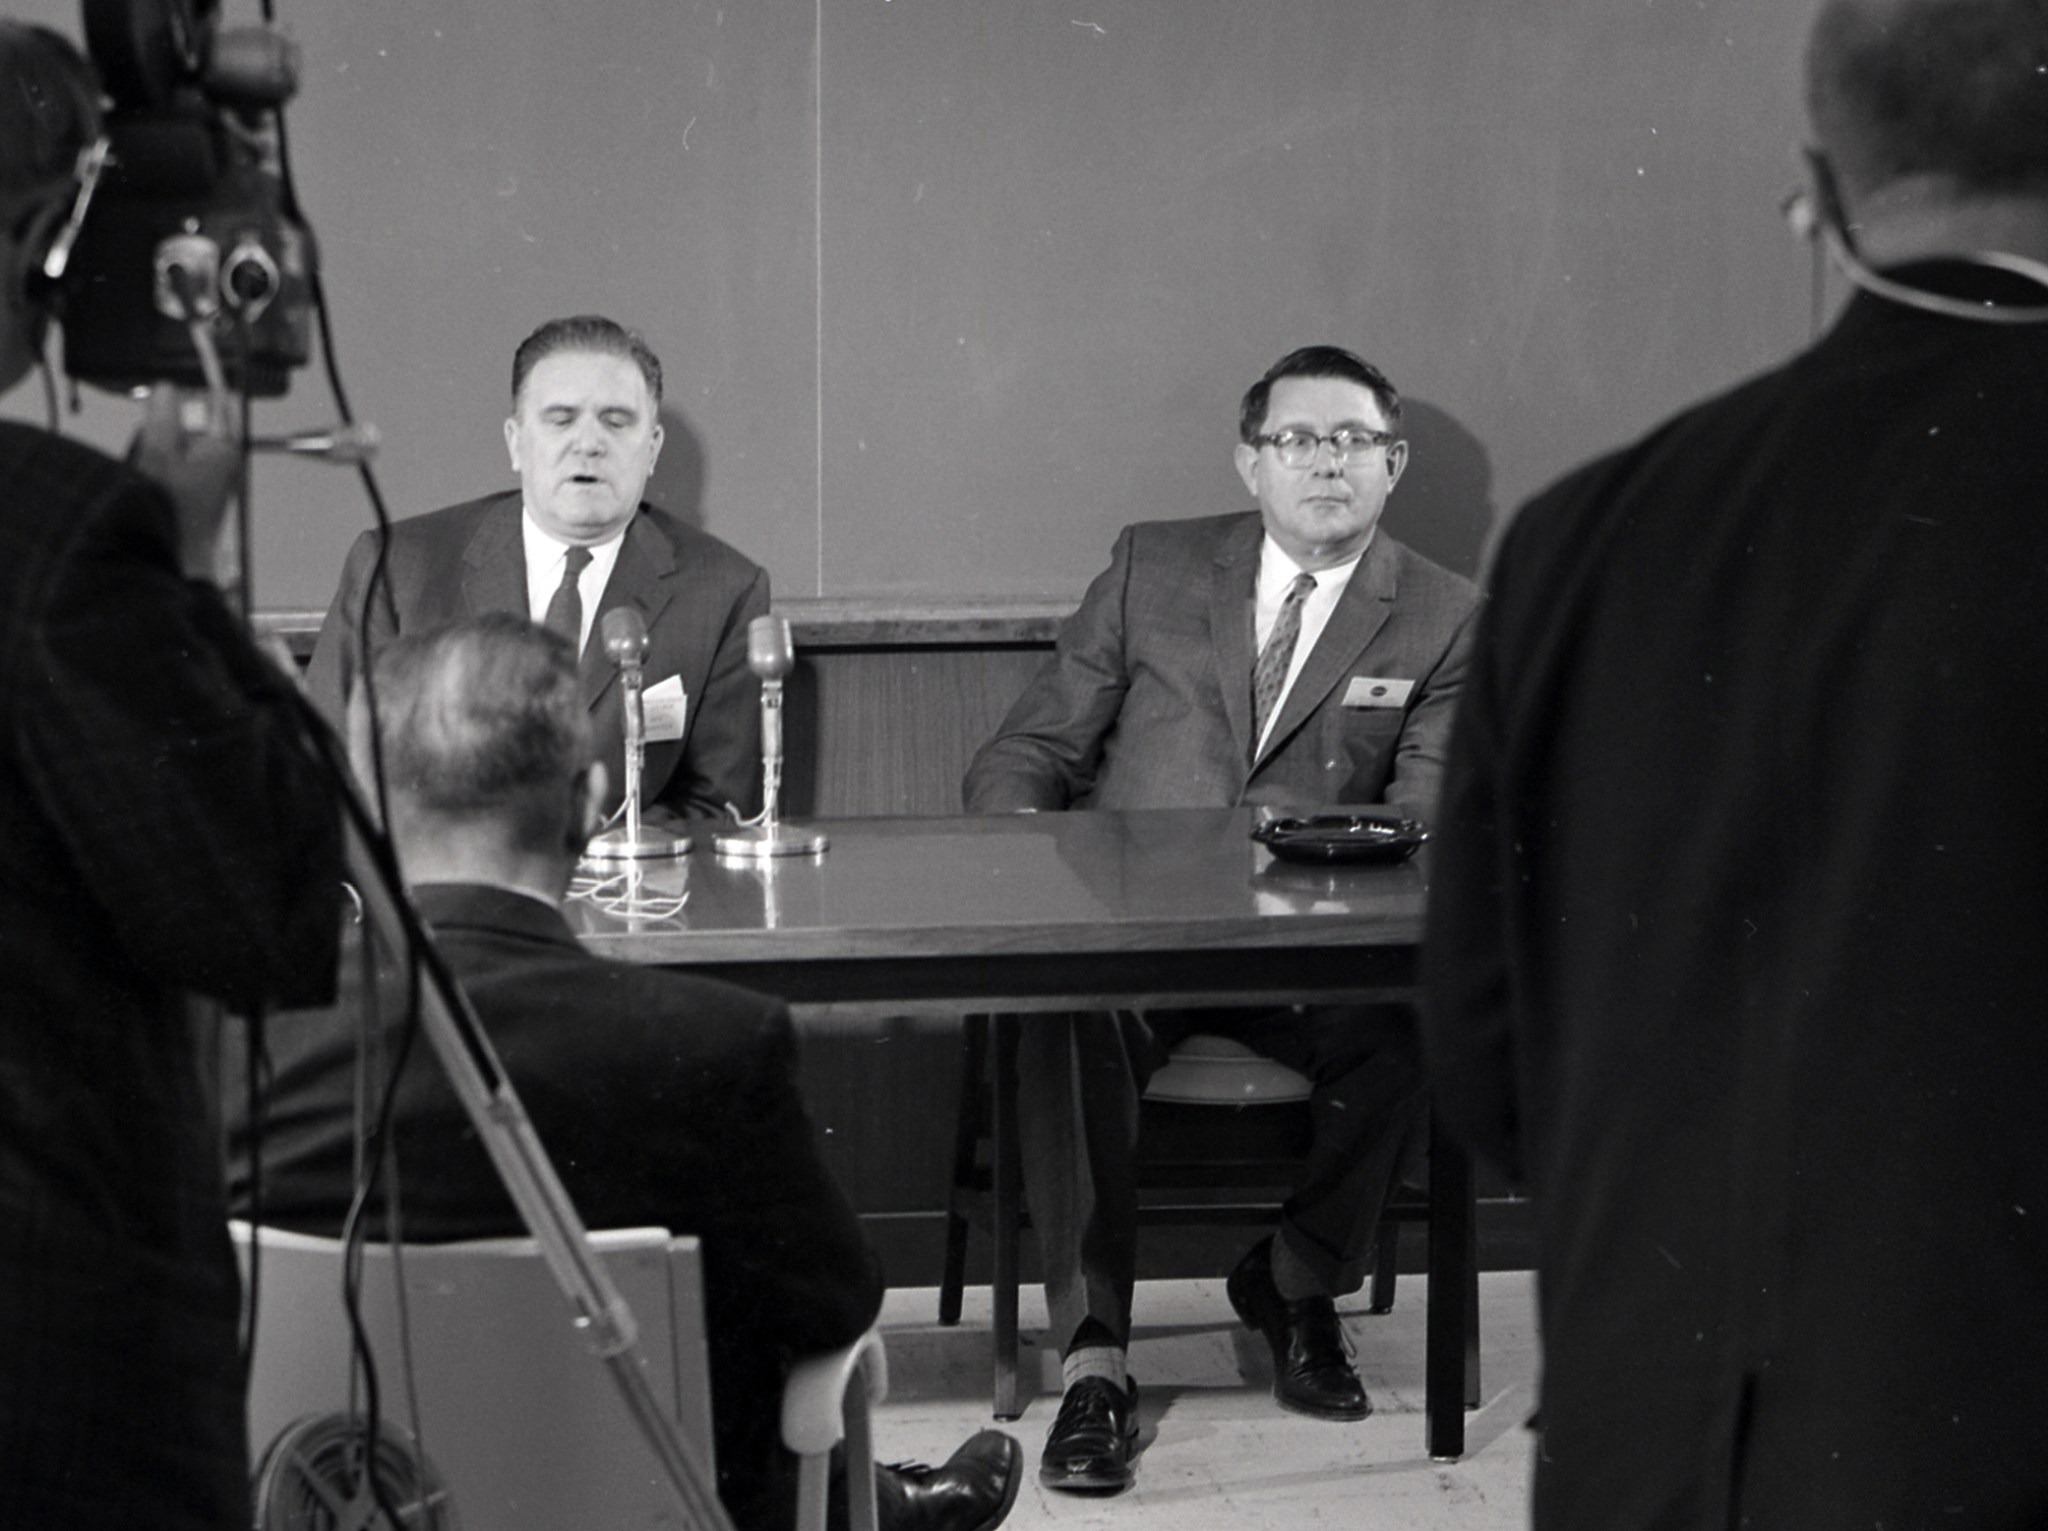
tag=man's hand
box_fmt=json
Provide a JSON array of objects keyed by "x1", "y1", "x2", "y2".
[{"x1": 128, "y1": 385, "x2": 242, "y2": 580}]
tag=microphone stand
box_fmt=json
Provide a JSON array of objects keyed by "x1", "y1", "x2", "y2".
[
  {"x1": 714, "y1": 616, "x2": 828, "y2": 859},
  {"x1": 586, "y1": 610, "x2": 690, "y2": 862}
]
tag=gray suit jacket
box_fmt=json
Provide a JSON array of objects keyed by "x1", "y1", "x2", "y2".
[
  {"x1": 307, "y1": 491, "x2": 769, "y2": 821},
  {"x1": 964, "y1": 512, "x2": 1479, "y2": 822}
]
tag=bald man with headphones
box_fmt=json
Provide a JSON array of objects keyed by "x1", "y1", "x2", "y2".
[{"x1": 0, "y1": 23, "x2": 342, "y2": 1530}]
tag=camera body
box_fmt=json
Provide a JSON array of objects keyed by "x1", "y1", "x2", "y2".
[{"x1": 61, "y1": 0, "x2": 315, "y2": 397}]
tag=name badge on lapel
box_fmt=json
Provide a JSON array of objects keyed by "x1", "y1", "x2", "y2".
[
  {"x1": 642, "y1": 675, "x2": 688, "y2": 742},
  {"x1": 1342, "y1": 676, "x2": 1413, "y2": 709}
]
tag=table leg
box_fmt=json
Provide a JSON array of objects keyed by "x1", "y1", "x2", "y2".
[
  {"x1": 991, "y1": 1013, "x2": 1021, "y2": 1421},
  {"x1": 1426, "y1": 1114, "x2": 1475, "y2": 1461}
]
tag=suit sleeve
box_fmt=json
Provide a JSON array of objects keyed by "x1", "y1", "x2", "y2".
[
  {"x1": 653, "y1": 563, "x2": 769, "y2": 821},
  {"x1": 304, "y1": 526, "x2": 397, "y2": 731},
  {"x1": 1419, "y1": 582, "x2": 1523, "y2": 1185},
  {"x1": 1381, "y1": 596, "x2": 1480, "y2": 827},
  {"x1": 963, "y1": 526, "x2": 1137, "y2": 812},
  {"x1": 17, "y1": 477, "x2": 342, "y2": 1011}
]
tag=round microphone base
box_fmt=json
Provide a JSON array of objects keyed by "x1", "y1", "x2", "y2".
[
  {"x1": 583, "y1": 827, "x2": 693, "y2": 862},
  {"x1": 712, "y1": 824, "x2": 830, "y2": 859}
]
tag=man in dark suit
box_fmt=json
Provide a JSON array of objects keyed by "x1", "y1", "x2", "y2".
[
  {"x1": 1423, "y1": 3, "x2": 2048, "y2": 1526},
  {"x1": 964, "y1": 346, "x2": 1478, "y2": 1491},
  {"x1": 233, "y1": 614, "x2": 1020, "y2": 1531},
  {"x1": 307, "y1": 314, "x2": 767, "y2": 826},
  {"x1": 0, "y1": 24, "x2": 343, "y2": 1530}
]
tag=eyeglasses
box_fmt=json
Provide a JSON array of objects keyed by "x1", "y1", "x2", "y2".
[{"x1": 1249, "y1": 426, "x2": 1397, "y2": 469}]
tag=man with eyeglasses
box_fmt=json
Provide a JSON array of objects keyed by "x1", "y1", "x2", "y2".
[{"x1": 964, "y1": 345, "x2": 1479, "y2": 1492}]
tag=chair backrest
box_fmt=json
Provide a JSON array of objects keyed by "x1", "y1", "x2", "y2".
[
  {"x1": 233, "y1": 1222, "x2": 716, "y2": 1531},
  {"x1": 1141, "y1": 1032, "x2": 1315, "y2": 1104}
]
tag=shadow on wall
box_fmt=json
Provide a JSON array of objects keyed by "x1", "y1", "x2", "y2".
[
  {"x1": 1392, "y1": 399, "x2": 1497, "y2": 582},
  {"x1": 646, "y1": 404, "x2": 707, "y2": 532}
]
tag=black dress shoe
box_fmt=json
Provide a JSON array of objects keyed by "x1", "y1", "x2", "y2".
[
  {"x1": 1038, "y1": 1375, "x2": 1141, "y2": 1493},
  {"x1": 876, "y1": 1428, "x2": 1023, "y2": 1531},
  {"x1": 1226, "y1": 1236, "x2": 1372, "y2": 1421}
]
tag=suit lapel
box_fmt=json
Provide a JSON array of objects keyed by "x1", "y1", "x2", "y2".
[
  {"x1": 1208, "y1": 519, "x2": 1262, "y2": 769},
  {"x1": 1253, "y1": 534, "x2": 1396, "y2": 771},
  {"x1": 581, "y1": 508, "x2": 678, "y2": 711},
  {"x1": 460, "y1": 498, "x2": 527, "y2": 619}
]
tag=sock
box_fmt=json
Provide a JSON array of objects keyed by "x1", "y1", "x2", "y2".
[
  {"x1": 1063, "y1": 1344, "x2": 1128, "y2": 1392},
  {"x1": 1061, "y1": 1318, "x2": 1128, "y2": 1392},
  {"x1": 1269, "y1": 1231, "x2": 1328, "y2": 1303}
]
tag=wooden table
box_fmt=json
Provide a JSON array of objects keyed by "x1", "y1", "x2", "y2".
[
  {"x1": 563, "y1": 807, "x2": 1425, "y2": 1014},
  {"x1": 562, "y1": 807, "x2": 1475, "y2": 1457}
]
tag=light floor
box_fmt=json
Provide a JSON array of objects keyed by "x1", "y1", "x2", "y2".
[{"x1": 868, "y1": 1271, "x2": 1540, "y2": 1530}]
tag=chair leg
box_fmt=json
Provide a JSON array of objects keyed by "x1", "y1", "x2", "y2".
[
  {"x1": 1368, "y1": 1218, "x2": 1399, "y2": 1313},
  {"x1": 938, "y1": 1015, "x2": 990, "y2": 1327},
  {"x1": 796, "y1": 1452, "x2": 830, "y2": 1531},
  {"x1": 1425, "y1": 1113, "x2": 1476, "y2": 1462},
  {"x1": 991, "y1": 1013, "x2": 1022, "y2": 1421},
  {"x1": 843, "y1": 1381, "x2": 880, "y2": 1531}
]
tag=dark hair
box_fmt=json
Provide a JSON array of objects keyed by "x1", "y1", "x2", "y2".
[
  {"x1": 371, "y1": 614, "x2": 593, "y2": 854},
  {"x1": 1238, "y1": 345, "x2": 1403, "y2": 444},
  {"x1": 0, "y1": 22, "x2": 100, "y2": 223},
  {"x1": 509, "y1": 314, "x2": 663, "y2": 409},
  {"x1": 1805, "y1": 0, "x2": 2048, "y2": 197}
]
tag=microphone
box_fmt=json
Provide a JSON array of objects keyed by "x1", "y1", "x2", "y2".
[
  {"x1": 713, "y1": 613, "x2": 828, "y2": 858},
  {"x1": 250, "y1": 422, "x2": 382, "y2": 465},
  {"x1": 747, "y1": 613, "x2": 794, "y2": 680},
  {"x1": 582, "y1": 606, "x2": 690, "y2": 862},
  {"x1": 748, "y1": 615, "x2": 792, "y2": 783}
]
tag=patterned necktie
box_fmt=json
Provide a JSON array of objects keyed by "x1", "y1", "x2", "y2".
[
  {"x1": 542, "y1": 546, "x2": 593, "y2": 651},
  {"x1": 1252, "y1": 572, "x2": 1316, "y2": 748}
]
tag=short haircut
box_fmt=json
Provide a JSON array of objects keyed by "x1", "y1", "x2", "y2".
[
  {"x1": 1805, "y1": 0, "x2": 2048, "y2": 196},
  {"x1": 509, "y1": 314, "x2": 664, "y2": 410},
  {"x1": 370, "y1": 614, "x2": 593, "y2": 854},
  {"x1": 0, "y1": 22, "x2": 100, "y2": 224},
  {"x1": 1238, "y1": 346, "x2": 1403, "y2": 444}
]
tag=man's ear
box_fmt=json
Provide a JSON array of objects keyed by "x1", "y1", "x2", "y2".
[
  {"x1": 341, "y1": 682, "x2": 385, "y2": 829},
  {"x1": 1385, "y1": 438, "x2": 1409, "y2": 491},
  {"x1": 572, "y1": 761, "x2": 609, "y2": 850},
  {"x1": 503, "y1": 415, "x2": 521, "y2": 475},
  {"x1": 1233, "y1": 441, "x2": 1261, "y2": 499}
]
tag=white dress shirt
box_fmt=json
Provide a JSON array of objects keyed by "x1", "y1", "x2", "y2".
[
  {"x1": 1252, "y1": 533, "x2": 1368, "y2": 756},
  {"x1": 522, "y1": 511, "x2": 626, "y2": 656}
]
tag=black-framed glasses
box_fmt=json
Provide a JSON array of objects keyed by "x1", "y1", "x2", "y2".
[{"x1": 1249, "y1": 426, "x2": 1397, "y2": 469}]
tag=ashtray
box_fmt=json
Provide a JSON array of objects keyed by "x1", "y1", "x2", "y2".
[{"x1": 1250, "y1": 813, "x2": 1429, "y2": 866}]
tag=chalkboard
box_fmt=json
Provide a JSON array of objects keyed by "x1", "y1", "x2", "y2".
[{"x1": 10, "y1": 0, "x2": 1816, "y2": 610}]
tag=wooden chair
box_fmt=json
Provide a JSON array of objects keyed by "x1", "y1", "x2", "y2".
[
  {"x1": 938, "y1": 1015, "x2": 1480, "y2": 1459},
  {"x1": 234, "y1": 1222, "x2": 888, "y2": 1531}
]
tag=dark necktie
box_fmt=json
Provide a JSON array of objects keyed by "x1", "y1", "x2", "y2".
[
  {"x1": 543, "y1": 546, "x2": 593, "y2": 651},
  {"x1": 1252, "y1": 572, "x2": 1316, "y2": 748}
]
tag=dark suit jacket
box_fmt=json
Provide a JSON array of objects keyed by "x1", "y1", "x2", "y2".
[
  {"x1": 1423, "y1": 266, "x2": 2048, "y2": 1530},
  {"x1": 307, "y1": 492, "x2": 769, "y2": 821},
  {"x1": 0, "y1": 422, "x2": 341, "y2": 1531},
  {"x1": 964, "y1": 513, "x2": 1479, "y2": 822},
  {"x1": 228, "y1": 882, "x2": 881, "y2": 1529}
]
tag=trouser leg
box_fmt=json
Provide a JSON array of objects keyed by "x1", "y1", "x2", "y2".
[
  {"x1": 1163, "y1": 1003, "x2": 1426, "y2": 1298},
  {"x1": 1012, "y1": 1010, "x2": 1156, "y2": 1351}
]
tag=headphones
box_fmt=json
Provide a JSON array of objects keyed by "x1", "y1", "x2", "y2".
[{"x1": 1788, "y1": 147, "x2": 2048, "y2": 326}]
